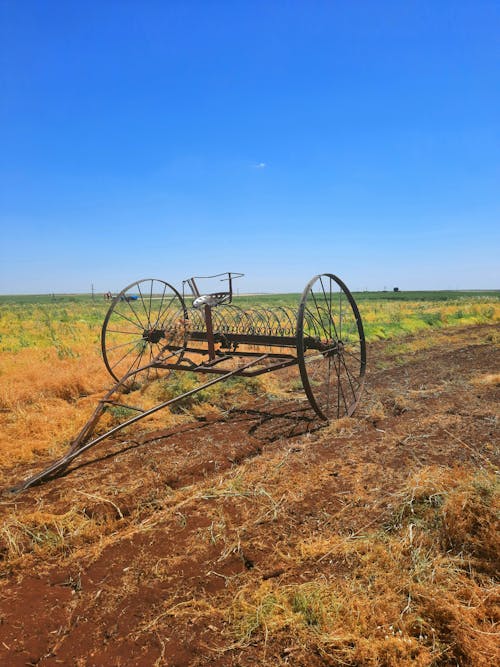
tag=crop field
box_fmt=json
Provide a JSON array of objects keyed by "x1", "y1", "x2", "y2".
[{"x1": 0, "y1": 290, "x2": 498, "y2": 666}]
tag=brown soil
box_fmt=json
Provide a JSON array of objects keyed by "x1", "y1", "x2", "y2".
[{"x1": 0, "y1": 325, "x2": 498, "y2": 666}]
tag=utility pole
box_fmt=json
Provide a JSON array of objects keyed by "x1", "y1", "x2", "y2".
[{"x1": 91, "y1": 283, "x2": 95, "y2": 302}]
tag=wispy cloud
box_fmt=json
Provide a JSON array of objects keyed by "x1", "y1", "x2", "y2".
[{"x1": 254, "y1": 162, "x2": 267, "y2": 169}]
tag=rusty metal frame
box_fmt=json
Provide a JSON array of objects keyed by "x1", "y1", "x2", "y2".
[{"x1": 11, "y1": 271, "x2": 366, "y2": 493}]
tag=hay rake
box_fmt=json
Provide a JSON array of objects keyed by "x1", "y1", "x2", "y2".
[{"x1": 12, "y1": 272, "x2": 366, "y2": 492}]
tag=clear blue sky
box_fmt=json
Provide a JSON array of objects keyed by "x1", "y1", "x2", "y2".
[{"x1": 1, "y1": 1, "x2": 498, "y2": 293}]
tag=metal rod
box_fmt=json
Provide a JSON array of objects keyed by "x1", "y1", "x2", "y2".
[
  {"x1": 204, "y1": 305, "x2": 216, "y2": 360},
  {"x1": 188, "y1": 331, "x2": 299, "y2": 348},
  {"x1": 157, "y1": 346, "x2": 297, "y2": 360},
  {"x1": 155, "y1": 357, "x2": 297, "y2": 376},
  {"x1": 10, "y1": 355, "x2": 269, "y2": 493}
]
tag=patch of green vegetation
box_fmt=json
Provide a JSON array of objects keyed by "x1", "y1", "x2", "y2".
[
  {"x1": 0, "y1": 298, "x2": 108, "y2": 352},
  {"x1": 291, "y1": 588, "x2": 326, "y2": 627},
  {"x1": 154, "y1": 371, "x2": 263, "y2": 413},
  {"x1": 106, "y1": 405, "x2": 139, "y2": 421}
]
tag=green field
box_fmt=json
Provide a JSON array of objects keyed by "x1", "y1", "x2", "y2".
[
  {"x1": 0, "y1": 290, "x2": 498, "y2": 354},
  {"x1": 1, "y1": 289, "x2": 499, "y2": 306}
]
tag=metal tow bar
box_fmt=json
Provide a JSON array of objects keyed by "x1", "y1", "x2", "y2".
[{"x1": 11, "y1": 354, "x2": 269, "y2": 493}]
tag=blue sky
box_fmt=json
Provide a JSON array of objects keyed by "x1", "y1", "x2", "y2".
[{"x1": 1, "y1": 1, "x2": 498, "y2": 293}]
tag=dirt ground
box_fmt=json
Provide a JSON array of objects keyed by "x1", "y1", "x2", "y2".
[{"x1": 0, "y1": 325, "x2": 498, "y2": 666}]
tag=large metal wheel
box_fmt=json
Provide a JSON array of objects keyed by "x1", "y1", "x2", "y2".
[
  {"x1": 296, "y1": 274, "x2": 366, "y2": 420},
  {"x1": 101, "y1": 278, "x2": 187, "y2": 384}
]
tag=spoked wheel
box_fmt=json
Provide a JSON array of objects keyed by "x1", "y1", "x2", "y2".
[
  {"x1": 297, "y1": 274, "x2": 366, "y2": 420},
  {"x1": 101, "y1": 278, "x2": 187, "y2": 385}
]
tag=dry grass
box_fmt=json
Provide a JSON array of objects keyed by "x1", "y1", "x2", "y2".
[
  {"x1": 471, "y1": 373, "x2": 500, "y2": 387},
  {"x1": 228, "y1": 467, "x2": 499, "y2": 666},
  {"x1": 0, "y1": 347, "x2": 271, "y2": 469},
  {"x1": 0, "y1": 348, "x2": 108, "y2": 466}
]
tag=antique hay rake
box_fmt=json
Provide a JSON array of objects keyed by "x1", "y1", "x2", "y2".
[{"x1": 12, "y1": 272, "x2": 366, "y2": 492}]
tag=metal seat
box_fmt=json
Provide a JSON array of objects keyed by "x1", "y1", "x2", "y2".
[{"x1": 192, "y1": 292, "x2": 230, "y2": 309}]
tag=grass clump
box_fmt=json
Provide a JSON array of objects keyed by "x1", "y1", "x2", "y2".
[
  {"x1": 0, "y1": 509, "x2": 98, "y2": 565},
  {"x1": 154, "y1": 371, "x2": 264, "y2": 415}
]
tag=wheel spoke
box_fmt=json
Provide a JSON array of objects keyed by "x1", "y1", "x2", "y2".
[
  {"x1": 145, "y1": 346, "x2": 154, "y2": 382},
  {"x1": 319, "y1": 276, "x2": 337, "y2": 340},
  {"x1": 151, "y1": 283, "x2": 168, "y2": 329},
  {"x1": 111, "y1": 341, "x2": 144, "y2": 371},
  {"x1": 157, "y1": 294, "x2": 179, "y2": 329},
  {"x1": 336, "y1": 355, "x2": 349, "y2": 415},
  {"x1": 125, "y1": 297, "x2": 146, "y2": 330},
  {"x1": 106, "y1": 336, "x2": 144, "y2": 353},
  {"x1": 340, "y1": 354, "x2": 360, "y2": 400},
  {"x1": 137, "y1": 282, "x2": 151, "y2": 329},
  {"x1": 123, "y1": 345, "x2": 147, "y2": 378},
  {"x1": 106, "y1": 328, "x2": 143, "y2": 335},
  {"x1": 310, "y1": 289, "x2": 330, "y2": 339},
  {"x1": 329, "y1": 276, "x2": 333, "y2": 339},
  {"x1": 343, "y1": 348, "x2": 362, "y2": 364},
  {"x1": 305, "y1": 305, "x2": 329, "y2": 339},
  {"x1": 325, "y1": 355, "x2": 333, "y2": 414},
  {"x1": 149, "y1": 279, "x2": 154, "y2": 328},
  {"x1": 336, "y1": 355, "x2": 341, "y2": 418},
  {"x1": 318, "y1": 276, "x2": 332, "y2": 339},
  {"x1": 339, "y1": 288, "x2": 342, "y2": 340},
  {"x1": 112, "y1": 308, "x2": 145, "y2": 330}
]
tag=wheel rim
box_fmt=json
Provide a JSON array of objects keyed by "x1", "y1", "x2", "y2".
[
  {"x1": 297, "y1": 274, "x2": 366, "y2": 420},
  {"x1": 101, "y1": 278, "x2": 187, "y2": 385}
]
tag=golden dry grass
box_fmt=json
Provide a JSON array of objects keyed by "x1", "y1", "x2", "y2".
[
  {"x1": 471, "y1": 373, "x2": 500, "y2": 387},
  {"x1": 0, "y1": 348, "x2": 107, "y2": 466},
  {"x1": 224, "y1": 466, "x2": 500, "y2": 666}
]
